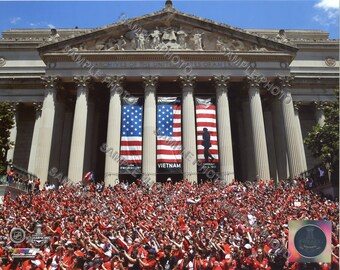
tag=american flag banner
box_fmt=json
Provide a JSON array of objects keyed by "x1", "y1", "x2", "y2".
[
  {"x1": 119, "y1": 97, "x2": 143, "y2": 174},
  {"x1": 195, "y1": 97, "x2": 219, "y2": 171},
  {"x1": 157, "y1": 97, "x2": 182, "y2": 173}
]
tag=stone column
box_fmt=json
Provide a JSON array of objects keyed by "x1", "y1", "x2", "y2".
[
  {"x1": 213, "y1": 76, "x2": 234, "y2": 183},
  {"x1": 242, "y1": 99, "x2": 256, "y2": 181},
  {"x1": 263, "y1": 109, "x2": 278, "y2": 181},
  {"x1": 246, "y1": 76, "x2": 270, "y2": 181},
  {"x1": 104, "y1": 76, "x2": 125, "y2": 186},
  {"x1": 34, "y1": 76, "x2": 59, "y2": 186},
  {"x1": 314, "y1": 101, "x2": 326, "y2": 126},
  {"x1": 27, "y1": 102, "x2": 42, "y2": 175},
  {"x1": 237, "y1": 102, "x2": 248, "y2": 180},
  {"x1": 293, "y1": 101, "x2": 307, "y2": 172},
  {"x1": 271, "y1": 99, "x2": 289, "y2": 181},
  {"x1": 68, "y1": 76, "x2": 91, "y2": 182},
  {"x1": 279, "y1": 76, "x2": 303, "y2": 178},
  {"x1": 142, "y1": 76, "x2": 158, "y2": 184},
  {"x1": 6, "y1": 103, "x2": 19, "y2": 165},
  {"x1": 90, "y1": 106, "x2": 101, "y2": 176},
  {"x1": 59, "y1": 101, "x2": 74, "y2": 178},
  {"x1": 49, "y1": 99, "x2": 66, "y2": 183},
  {"x1": 83, "y1": 100, "x2": 95, "y2": 174},
  {"x1": 180, "y1": 76, "x2": 198, "y2": 183}
]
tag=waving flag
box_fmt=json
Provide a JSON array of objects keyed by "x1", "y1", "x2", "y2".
[
  {"x1": 82, "y1": 171, "x2": 94, "y2": 183},
  {"x1": 119, "y1": 97, "x2": 143, "y2": 174},
  {"x1": 195, "y1": 98, "x2": 219, "y2": 172},
  {"x1": 157, "y1": 97, "x2": 182, "y2": 173}
]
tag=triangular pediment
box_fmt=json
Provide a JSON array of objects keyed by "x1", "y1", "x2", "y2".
[{"x1": 38, "y1": 4, "x2": 297, "y2": 56}]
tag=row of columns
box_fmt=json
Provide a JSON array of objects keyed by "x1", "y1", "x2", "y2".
[
  {"x1": 7, "y1": 75, "x2": 326, "y2": 186},
  {"x1": 102, "y1": 75, "x2": 235, "y2": 185}
]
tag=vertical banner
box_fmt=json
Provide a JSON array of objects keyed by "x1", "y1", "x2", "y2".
[
  {"x1": 119, "y1": 97, "x2": 143, "y2": 174},
  {"x1": 157, "y1": 97, "x2": 182, "y2": 173},
  {"x1": 195, "y1": 97, "x2": 219, "y2": 173}
]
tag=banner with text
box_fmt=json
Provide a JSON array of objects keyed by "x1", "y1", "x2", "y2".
[
  {"x1": 157, "y1": 97, "x2": 182, "y2": 173},
  {"x1": 195, "y1": 97, "x2": 219, "y2": 174},
  {"x1": 119, "y1": 97, "x2": 143, "y2": 174}
]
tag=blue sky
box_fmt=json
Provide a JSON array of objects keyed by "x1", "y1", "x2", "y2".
[{"x1": 0, "y1": 0, "x2": 339, "y2": 39}]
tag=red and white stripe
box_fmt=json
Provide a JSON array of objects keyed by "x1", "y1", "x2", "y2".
[
  {"x1": 196, "y1": 104, "x2": 219, "y2": 162},
  {"x1": 157, "y1": 105, "x2": 182, "y2": 163},
  {"x1": 120, "y1": 137, "x2": 142, "y2": 163}
]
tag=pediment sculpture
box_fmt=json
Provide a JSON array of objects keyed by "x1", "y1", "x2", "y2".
[{"x1": 67, "y1": 26, "x2": 272, "y2": 52}]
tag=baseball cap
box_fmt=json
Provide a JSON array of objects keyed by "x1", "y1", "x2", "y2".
[{"x1": 244, "y1": 244, "x2": 252, "y2": 250}]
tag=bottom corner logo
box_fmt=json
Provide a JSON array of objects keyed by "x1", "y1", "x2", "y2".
[
  {"x1": 9, "y1": 227, "x2": 26, "y2": 244},
  {"x1": 288, "y1": 220, "x2": 331, "y2": 263}
]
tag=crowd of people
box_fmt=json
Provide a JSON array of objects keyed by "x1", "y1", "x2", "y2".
[{"x1": 0, "y1": 178, "x2": 338, "y2": 270}]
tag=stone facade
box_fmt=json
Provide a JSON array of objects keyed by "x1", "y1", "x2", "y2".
[{"x1": 0, "y1": 2, "x2": 338, "y2": 186}]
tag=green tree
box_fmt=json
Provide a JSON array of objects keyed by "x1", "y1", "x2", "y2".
[
  {"x1": 304, "y1": 89, "x2": 339, "y2": 182},
  {"x1": 0, "y1": 102, "x2": 15, "y2": 174}
]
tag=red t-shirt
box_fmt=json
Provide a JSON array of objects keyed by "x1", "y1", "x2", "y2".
[
  {"x1": 102, "y1": 261, "x2": 121, "y2": 270},
  {"x1": 141, "y1": 258, "x2": 157, "y2": 270},
  {"x1": 211, "y1": 258, "x2": 226, "y2": 270},
  {"x1": 252, "y1": 257, "x2": 269, "y2": 269},
  {"x1": 62, "y1": 254, "x2": 74, "y2": 268}
]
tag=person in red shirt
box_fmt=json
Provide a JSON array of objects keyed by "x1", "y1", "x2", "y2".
[
  {"x1": 138, "y1": 249, "x2": 157, "y2": 270},
  {"x1": 175, "y1": 252, "x2": 194, "y2": 270},
  {"x1": 34, "y1": 178, "x2": 41, "y2": 192},
  {"x1": 209, "y1": 251, "x2": 227, "y2": 270},
  {"x1": 102, "y1": 255, "x2": 124, "y2": 270},
  {"x1": 197, "y1": 252, "x2": 210, "y2": 270},
  {"x1": 6, "y1": 168, "x2": 15, "y2": 185},
  {"x1": 47, "y1": 222, "x2": 63, "y2": 242},
  {"x1": 60, "y1": 242, "x2": 75, "y2": 269},
  {"x1": 252, "y1": 247, "x2": 269, "y2": 270}
]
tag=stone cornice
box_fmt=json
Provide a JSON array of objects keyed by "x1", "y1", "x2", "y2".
[{"x1": 41, "y1": 51, "x2": 295, "y2": 63}]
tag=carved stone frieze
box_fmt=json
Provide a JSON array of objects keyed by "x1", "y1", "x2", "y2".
[{"x1": 65, "y1": 25, "x2": 276, "y2": 53}]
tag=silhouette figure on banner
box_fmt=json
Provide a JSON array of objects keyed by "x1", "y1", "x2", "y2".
[{"x1": 201, "y1": 128, "x2": 214, "y2": 162}]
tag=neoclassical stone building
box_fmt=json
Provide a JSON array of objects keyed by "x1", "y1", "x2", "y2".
[{"x1": 0, "y1": 1, "x2": 338, "y2": 186}]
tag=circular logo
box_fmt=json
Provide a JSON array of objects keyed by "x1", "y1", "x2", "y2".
[
  {"x1": 294, "y1": 225, "x2": 327, "y2": 258},
  {"x1": 10, "y1": 227, "x2": 26, "y2": 244}
]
